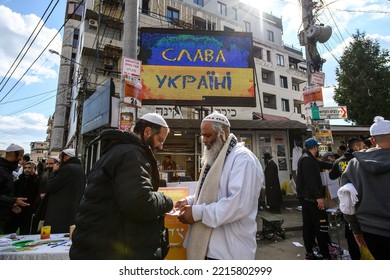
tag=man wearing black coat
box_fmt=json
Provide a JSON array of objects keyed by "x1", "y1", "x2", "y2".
[
  {"x1": 69, "y1": 113, "x2": 173, "y2": 260},
  {"x1": 6, "y1": 161, "x2": 39, "y2": 234},
  {"x1": 263, "y1": 153, "x2": 283, "y2": 213},
  {"x1": 296, "y1": 138, "x2": 333, "y2": 260},
  {"x1": 0, "y1": 144, "x2": 29, "y2": 234},
  {"x1": 44, "y1": 148, "x2": 86, "y2": 233}
]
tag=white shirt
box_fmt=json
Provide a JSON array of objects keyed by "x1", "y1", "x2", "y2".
[
  {"x1": 187, "y1": 144, "x2": 263, "y2": 259},
  {"x1": 292, "y1": 146, "x2": 303, "y2": 171}
]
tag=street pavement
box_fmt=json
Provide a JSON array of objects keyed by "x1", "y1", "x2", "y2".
[{"x1": 255, "y1": 202, "x2": 350, "y2": 260}]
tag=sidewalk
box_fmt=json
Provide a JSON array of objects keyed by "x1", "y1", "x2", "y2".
[{"x1": 255, "y1": 201, "x2": 349, "y2": 260}]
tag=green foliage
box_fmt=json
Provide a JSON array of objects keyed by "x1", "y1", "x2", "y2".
[{"x1": 334, "y1": 31, "x2": 390, "y2": 125}]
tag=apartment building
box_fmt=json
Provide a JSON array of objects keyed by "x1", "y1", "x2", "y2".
[{"x1": 50, "y1": 0, "x2": 308, "y2": 182}]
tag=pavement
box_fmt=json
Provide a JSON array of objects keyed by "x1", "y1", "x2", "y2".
[{"x1": 255, "y1": 195, "x2": 350, "y2": 260}]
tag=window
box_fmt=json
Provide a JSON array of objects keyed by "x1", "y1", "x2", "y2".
[
  {"x1": 193, "y1": 0, "x2": 204, "y2": 6},
  {"x1": 276, "y1": 54, "x2": 284, "y2": 66},
  {"x1": 266, "y1": 50, "x2": 271, "y2": 62},
  {"x1": 224, "y1": 26, "x2": 234, "y2": 32},
  {"x1": 73, "y1": 29, "x2": 79, "y2": 47},
  {"x1": 208, "y1": 20, "x2": 216, "y2": 31},
  {"x1": 167, "y1": 7, "x2": 179, "y2": 23},
  {"x1": 253, "y1": 46, "x2": 263, "y2": 59},
  {"x1": 218, "y1": 2, "x2": 227, "y2": 16},
  {"x1": 232, "y1": 8, "x2": 238, "y2": 20},
  {"x1": 282, "y1": 98, "x2": 290, "y2": 112},
  {"x1": 263, "y1": 93, "x2": 277, "y2": 109},
  {"x1": 141, "y1": 0, "x2": 150, "y2": 14},
  {"x1": 244, "y1": 21, "x2": 251, "y2": 32},
  {"x1": 280, "y1": 76, "x2": 288, "y2": 88},
  {"x1": 193, "y1": 16, "x2": 206, "y2": 30},
  {"x1": 294, "y1": 99, "x2": 302, "y2": 114},
  {"x1": 267, "y1": 30, "x2": 274, "y2": 42},
  {"x1": 67, "y1": 2, "x2": 83, "y2": 20}
]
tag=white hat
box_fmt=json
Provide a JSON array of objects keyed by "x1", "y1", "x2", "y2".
[
  {"x1": 5, "y1": 143, "x2": 24, "y2": 152},
  {"x1": 49, "y1": 156, "x2": 60, "y2": 162},
  {"x1": 140, "y1": 113, "x2": 168, "y2": 128},
  {"x1": 370, "y1": 116, "x2": 390, "y2": 136},
  {"x1": 62, "y1": 148, "x2": 76, "y2": 157},
  {"x1": 202, "y1": 111, "x2": 230, "y2": 127}
]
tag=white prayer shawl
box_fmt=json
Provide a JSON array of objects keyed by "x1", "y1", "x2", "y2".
[
  {"x1": 185, "y1": 134, "x2": 235, "y2": 260},
  {"x1": 338, "y1": 183, "x2": 359, "y2": 215}
]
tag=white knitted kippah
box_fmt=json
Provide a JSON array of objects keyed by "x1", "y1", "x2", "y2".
[
  {"x1": 202, "y1": 111, "x2": 230, "y2": 127},
  {"x1": 62, "y1": 148, "x2": 76, "y2": 157},
  {"x1": 5, "y1": 143, "x2": 24, "y2": 152},
  {"x1": 370, "y1": 116, "x2": 390, "y2": 136},
  {"x1": 140, "y1": 113, "x2": 168, "y2": 128}
]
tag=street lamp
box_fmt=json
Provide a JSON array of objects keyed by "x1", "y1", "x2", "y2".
[{"x1": 49, "y1": 49, "x2": 85, "y2": 68}]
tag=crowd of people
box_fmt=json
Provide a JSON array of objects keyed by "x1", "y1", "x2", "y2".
[
  {"x1": 1, "y1": 113, "x2": 389, "y2": 260},
  {"x1": 0, "y1": 145, "x2": 85, "y2": 236}
]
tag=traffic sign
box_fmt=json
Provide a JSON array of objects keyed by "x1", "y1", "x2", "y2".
[{"x1": 311, "y1": 106, "x2": 347, "y2": 120}]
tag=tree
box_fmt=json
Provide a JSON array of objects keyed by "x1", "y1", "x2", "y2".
[{"x1": 334, "y1": 31, "x2": 390, "y2": 125}]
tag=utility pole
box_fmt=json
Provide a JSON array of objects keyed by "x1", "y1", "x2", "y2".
[
  {"x1": 301, "y1": 0, "x2": 314, "y2": 87},
  {"x1": 119, "y1": 0, "x2": 141, "y2": 127},
  {"x1": 123, "y1": 0, "x2": 139, "y2": 62},
  {"x1": 300, "y1": 0, "x2": 332, "y2": 138}
]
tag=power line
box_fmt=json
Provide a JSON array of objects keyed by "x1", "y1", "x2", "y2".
[
  {"x1": 0, "y1": 0, "x2": 56, "y2": 88},
  {"x1": 0, "y1": 0, "x2": 85, "y2": 104},
  {"x1": 0, "y1": 0, "x2": 60, "y2": 94},
  {"x1": 0, "y1": 89, "x2": 57, "y2": 105}
]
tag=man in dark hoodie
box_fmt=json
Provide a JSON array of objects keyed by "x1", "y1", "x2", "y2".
[
  {"x1": 341, "y1": 116, "x2": 390, "y2": 260},
  {"x1": 329, "y1": 137, "x2": 364, "y2": 260},
  {"x1": 69, "y1": 113, "x2": 173, "y2": 260}
]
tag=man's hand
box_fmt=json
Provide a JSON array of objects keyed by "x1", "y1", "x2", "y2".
[
  {"x1": 174, "y1": 198, "x2": 188, "y2": 211},
  {"x1": 15, "y1": 197, "x2": 29, "y2": 207},
  {"x1": 178, "y1": 205, "x2": 195, "y2": 224},
  {"x1": 316, "y1": 198, "x2": 325, "y2": 210},
  {"x1": 12, "y1": 204, "x2": 21, "y2": 214}
]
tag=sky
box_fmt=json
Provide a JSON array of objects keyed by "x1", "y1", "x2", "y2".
[{"x1": 0, "y1": 0, "x2": 390, "y2": 153}]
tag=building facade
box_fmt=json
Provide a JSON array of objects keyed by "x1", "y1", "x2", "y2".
[{"x1": 50, "y1": 0, "x2": 309, "y2": 184}]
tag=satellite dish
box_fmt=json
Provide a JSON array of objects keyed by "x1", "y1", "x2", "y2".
[{"x1": 307, "y1": 25, "x2": 332, "y2": 43}]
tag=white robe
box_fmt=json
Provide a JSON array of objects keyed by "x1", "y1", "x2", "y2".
[{"x1": 186, "y1": 143, "x2": 264, "y2": 259}]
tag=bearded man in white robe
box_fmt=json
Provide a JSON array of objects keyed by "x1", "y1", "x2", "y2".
[{"x1": 175, "y1": 111, "x2": 263, "y2": 260}]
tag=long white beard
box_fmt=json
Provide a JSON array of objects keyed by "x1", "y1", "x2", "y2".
[{"x1": 202, "y1": 136, "x2": 225, "y2": 166}]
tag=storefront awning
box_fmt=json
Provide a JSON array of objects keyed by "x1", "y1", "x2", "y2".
[{"x1": 165, "y1": 118, "x2": 307, "y2": 131}]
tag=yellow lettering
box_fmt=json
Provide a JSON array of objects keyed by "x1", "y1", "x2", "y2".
[
  {"x1": 161, "y1": 48, "x2": 227, "y2": 63},
  {"x1": 177, "y1": 49, "x2": 193, "y2": 62},
  {"x1": 216, "y1": 50, "x2": 226, "y2": 62},
  {"x1": 204, "y1": 49, "x2": 214, "y2": 62},
  {"x1": 193, "y1": 49, "x2": 204, "y2": 61},
  {"x1": 162, "y1": 48, "x2": 176, "y2": 61}
]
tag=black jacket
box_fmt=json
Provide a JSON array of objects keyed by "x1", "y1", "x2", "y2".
[
  {"x1": 296, "y1": 151, "x2": 333, "y2": 200},
  {"x1": 0, "y1": 158, "x2": 17, "y2": 226},
  {"x1": 69, "y1": 130, "x2": 173, "y2": 260},
  {"x1": 44, "y1": 157, "x2": 86, "y2": 233},
  {"x1": 264, "y1": 159, "x2": 282, "y2": 207},
  {"x1": 329, "y1": 149, "x2": 354, "y2": 180}
]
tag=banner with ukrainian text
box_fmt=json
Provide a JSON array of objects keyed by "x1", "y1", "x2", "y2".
[{"x1": 139, "y1": 28, "x2": 255, "y2": 107}]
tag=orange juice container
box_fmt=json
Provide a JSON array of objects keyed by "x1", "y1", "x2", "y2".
[{"x1": 40, "y1": 225, "x2": 51, "y2": 239}]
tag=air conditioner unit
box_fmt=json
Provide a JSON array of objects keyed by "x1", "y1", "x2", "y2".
[
  {"x1": 89, "y1": 19, "x2": 98, "y2": 29},
  {"x1": 262, "y1": 73, "x2": 268, "y2": 79},
  {"x1": 104, "y1": 58, "x2": 114, "y2": 68}
]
